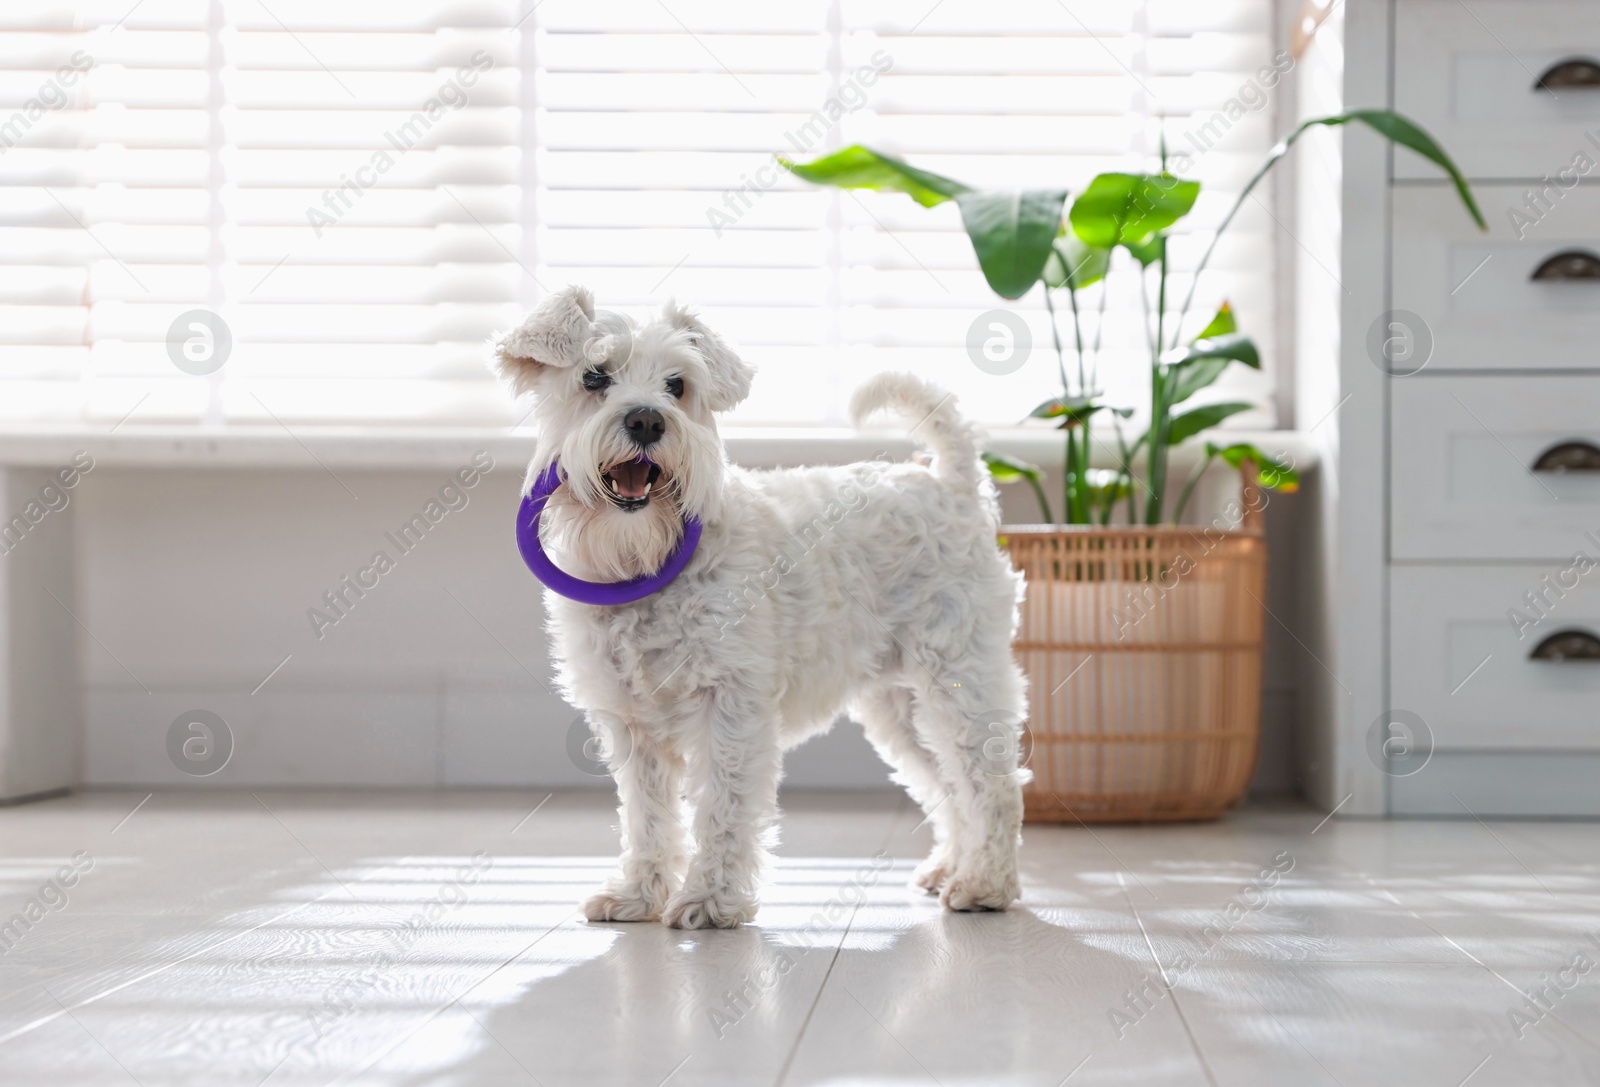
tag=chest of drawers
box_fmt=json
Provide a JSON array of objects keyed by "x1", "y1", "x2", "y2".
[{"x1": 1334, "y1": 0, "x2": 1600, "y2": 815}]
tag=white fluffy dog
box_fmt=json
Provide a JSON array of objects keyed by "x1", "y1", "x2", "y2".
[{"x1": 494, "y1": 286, "x2": 1028, "y2": 929}]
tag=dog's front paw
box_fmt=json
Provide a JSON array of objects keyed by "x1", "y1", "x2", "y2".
[
  {"x1": 582, "y1": 867, "x2": 678, "y2": 923},
  {"x1": 912, "y1": 851, "x2": 955, "y2": 895},
  {"x1": 939, "y1": 865, "x2": 1020, "y2": 912},
  {"x1": 661, "y1": 890, "x2": 756, "y2": 930},
  {"x1": 582, "y1": 885, "x2": 662, "y2": 923}
]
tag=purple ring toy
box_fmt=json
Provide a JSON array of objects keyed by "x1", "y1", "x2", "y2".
[{"x1": 515, "y1": 457, "x2": 702, "y2": 606}]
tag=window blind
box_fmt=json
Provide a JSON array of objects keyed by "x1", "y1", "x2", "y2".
[
  {"x1": 822, "y1": 0, "x2": 1282, "y2": 428},
  {"x1": 0, "y1": 0, "x2": 522, "y2": 427},
  {"x1": 0, "y1": 0, "x2": 1281, "y2": 429}
]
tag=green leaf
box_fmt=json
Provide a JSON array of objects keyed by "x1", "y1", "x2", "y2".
[
  {"x1": 1162, "y1": 332, "x2": 1260, "y2": 370},
  {"x1": 954, "y1": 189, "x2": 1071, "y2": 299},
  {"x1": 1342, "y1": 111, "x2": 1485, "y2": 230},
  {"x1": 781, "y1": 147, "x2": 1069, "y2": 298},
  {"x1": 982, "y1": 449, "x2": 1041, "y2": 483},
  {"x1": 1174, "y1": 111, "x2": 1480, "y2": 357},
  {"x1": 1164, "y1": 333, "x2": 1261, "y2": 404},
  {"x1": 1164, "y1": 310, "x2": 1245, "y2": 409},
  {"x1": 778, "y1": 145, "x2": 971, "y2": 208},
  {"x1": 1166, "y1": 401, "x2": 1254, "y2": 445},
  {"x1": 982, "y1": 450, "x2": 1054, "y2": 523},
  {"x1": 1068, "y1": 172, "x2": 1201, "y2": 248},
  {"x1": 1168, "y1": 357, "x2": 1231, "y2": 405},
  {"x1": 1123, "y1": 234, "x2": 1165, "y2": 267},
  {"x1": 1042, "y1": 232, "x2": 1110, "y2": 290},
  {"x1": 1193, "y1": 301, "x2": 1236, "y2": 341},
  {"x1": 1206, "y1": 441, "x2": 1300, "y2": 492},
  {"x1": 1028, "y1": 395, "x2": 1108, "y2": 428},
  {"x1": 1261, "y1": 112, "x2": 1486, "y2": 230}
]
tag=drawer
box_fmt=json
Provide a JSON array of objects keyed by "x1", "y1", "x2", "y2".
[
  {"x1": 1392, "y1": 376, "x2": 1600, "y2": 559},
  {"x1": 1395, "y1": 1, "x2": 1600, "y2": 180},
  {"x1": 1393, "y1": 184, "x2": 1600, "y2": 372},
  {"x1": 1392, "y1": 565, "x2": 1600, "y2": 750}
]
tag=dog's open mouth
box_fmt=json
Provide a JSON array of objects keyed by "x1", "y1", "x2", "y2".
[{"x1": 601, "y1": 458, "x2": 663, "y2": 511}]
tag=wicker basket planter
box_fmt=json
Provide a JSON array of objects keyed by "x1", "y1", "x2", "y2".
[{"x1": 1004, "y1": 505, "x2": 1267, "y2": 823}]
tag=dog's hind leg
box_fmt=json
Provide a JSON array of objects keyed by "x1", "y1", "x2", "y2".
[
  {"x1": 662, "y1": 686, "x2": 782, "y2": 930},
  {"x1": 903, "y1": 661, "x2": 1027, "y2": 912},
  {"x1": 853, "y1": 683, "x2": 959, "y2": 895},
  {"x1": 583, "y1": 726, "x2": 687, "y2": 923}
]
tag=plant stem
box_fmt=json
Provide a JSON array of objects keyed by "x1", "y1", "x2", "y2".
[
  {"x1": 1137, "y1": 258, "x2": 1161, "y2": 523},
  {"x1": 1026, "y1": 472, "x2": 1054, "y2": 525},
  {"x1": 1114, "y1": 417, "x2": 1138, "y2": 526},
  {"x1": 1042, "y1": 282, "x2": 1068, "y2": 401},
  {"x1": 1138, "y1": 257, "x2": 1156, "y2": 362},
  {"x1": 1042, "y1": 286, "x2": 1072, "y2": 526},
  {"x1": 1170, "y1": 123, "x2": 1310, "y2": 348},
  {"x1": 1065, "y1": 428, "x2": 1073, "y2": 527},
  {"x1": 1145, "y1": 236, "x2": 1171, "y2": 524},
  {"x1": 1173, "y1": 448, "x2": 1214, "y2": 525},
  {"x1": 1145, "y1": 385, "x2": 1165, "y2": 524},
  {"x1": 1067, "y1": 285, "x2": 1086, "y2": 393},
  {"x1": 1091, "y1": 276, "x2": 1108, "y2": 392},
  {"x1": 1155, "y1": 242, "x2": 1166, "y2": 363},
  {"x1": 1067, "y1": 284, "x2": 1091, "y2": 524}
]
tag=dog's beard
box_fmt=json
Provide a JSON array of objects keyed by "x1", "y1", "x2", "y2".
[
  {"x1": 531, "y1": 387, "x2": 728, "y2": 582},
  {"x1": 542, "y1": 484, "x2": 685, "y2": 582}
]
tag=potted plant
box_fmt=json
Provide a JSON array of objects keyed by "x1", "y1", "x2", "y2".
[{"x1": 786, "y1": 113, "x2": 1483, "y2": 821}]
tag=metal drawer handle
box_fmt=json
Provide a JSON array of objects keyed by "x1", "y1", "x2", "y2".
[
  {"x1": 1535, "y1": 58, "x2": 1600, "y2": 90},
  {"x1": 1532, "y1": 249, "x2": 1600, "y2": 281},
  {"x1": 1532, "y1": 440, "x2": 1600, "y2": 473},
  {"x1": 1530, "y1": 629, "x2": 1600, "y2": 661}
]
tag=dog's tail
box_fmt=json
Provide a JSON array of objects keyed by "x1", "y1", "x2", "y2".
[{"x1": 849, "y1": 372, "x2": 983, "y2": 493}]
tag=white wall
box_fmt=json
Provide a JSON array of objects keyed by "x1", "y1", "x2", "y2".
[
  {"x1": 69, "y1": 449, "x2": 1312, "y2": 794},
  {"x1": 0, "y1": 467, "x2": 80, "y2": 799},
  {"x1": 73, "y1": 457, "x2": 898, "y2": 789}
]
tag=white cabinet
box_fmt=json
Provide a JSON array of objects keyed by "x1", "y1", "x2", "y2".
[{"x1": 1333, "y1": 1, "x2": 1600, "y2": 815}]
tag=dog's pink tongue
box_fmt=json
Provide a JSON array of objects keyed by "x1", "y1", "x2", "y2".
[{"x1": 610, "y1": 460, "x2": 651, "y2": 498}]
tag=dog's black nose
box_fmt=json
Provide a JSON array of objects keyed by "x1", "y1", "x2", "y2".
[{"x1": 624, "y1": 407, "x2": 665, "y2": 447}]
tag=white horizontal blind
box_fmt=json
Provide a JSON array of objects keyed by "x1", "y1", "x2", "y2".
[
  {"x1": 0, "y1": 0, "x2": 1281, "y2": 428},
  {"x1": 534, "y1": 2, "x2": 840, "y2": 424},
  {"x1": 541, "y1": 0, "x2": 1282, "y2": 429},
  {"x1": 0, "y1": 5, "x2": 106, "y2": 421},
  {"x1": 829, "y1": 0, "x2": 1281, "y2": 428},
  {"x1": 0, "y1": 0, "x2": 523, "y2": 427},
  {"x1": 217, "y1": 1, "x2": 520, "y2": 425}
]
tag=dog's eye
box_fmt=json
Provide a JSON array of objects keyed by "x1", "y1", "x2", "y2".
[
  {"x1": 582, "y1": 369, "x2": 611, "y2": 392},
  {"x1": 665, "y1": 375, "x2": 685, "y2": 399}
]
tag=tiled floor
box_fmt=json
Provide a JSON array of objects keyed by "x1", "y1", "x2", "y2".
[{"x1": 2, "y1": 790, "x2": 1600, "y2": 1086}]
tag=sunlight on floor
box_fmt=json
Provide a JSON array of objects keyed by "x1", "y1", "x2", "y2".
[{"x1": 3, "y1": 791, "x2": 1599, "y2": 1086}]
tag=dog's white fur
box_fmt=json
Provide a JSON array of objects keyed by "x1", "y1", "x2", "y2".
[{"x1": 493, "y1": 286, "x2": 1028, "y2": 929}]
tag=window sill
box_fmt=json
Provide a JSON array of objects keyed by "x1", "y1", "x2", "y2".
[{"x1": 0, "y1": 424, "x2": 1321, "y2": 473}]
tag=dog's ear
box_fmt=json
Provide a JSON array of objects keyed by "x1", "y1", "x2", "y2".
[
  {"x1": 663, "y1": 301, "x2": 754, "y2": 412},
  {"x1": 492, "y1": 286, "x2": 597, "y2": 397}
]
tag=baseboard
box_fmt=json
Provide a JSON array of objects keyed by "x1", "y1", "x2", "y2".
[
  {"x1": 84, "y1": 683, "x2": 895, "y2": 789},
  {"x1": 0, "y1": 786, "x2": 71, "y2": 807}
]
